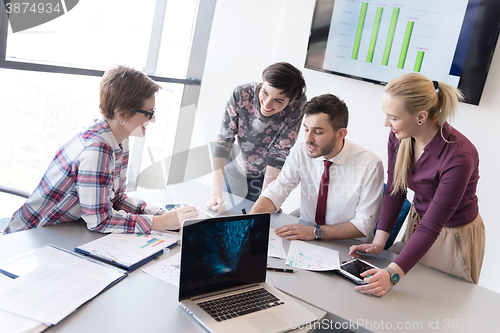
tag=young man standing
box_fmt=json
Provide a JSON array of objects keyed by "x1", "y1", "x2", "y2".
[{"x1": 250, "y1": 94, "x2": 383, "y2": 242}]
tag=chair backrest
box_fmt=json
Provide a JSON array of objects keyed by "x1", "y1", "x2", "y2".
[
  {"x1": 0, "y1": 185, "x2": 31, "y2": 233},
  {"x1": 374, "y1": 184, "x2": 411, "y2": 250},
  {"x1": 0, "y1": 185, "x2": 31, "y2": 198}
]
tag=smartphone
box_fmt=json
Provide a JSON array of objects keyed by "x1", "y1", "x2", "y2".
[{"x1": 336, "y1": 258, "x2": 379, "y2": 285}]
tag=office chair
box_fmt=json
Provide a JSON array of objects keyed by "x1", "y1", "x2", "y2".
[
  {"x1": 286, "y1": 184, "x2": 410, "y2": 250},
  {"x1": 0, "y1": 184, "x2": 31, "y2": 233},
  {"x1": 374, "y1": 184, "x2": 411, "y2": 250}
]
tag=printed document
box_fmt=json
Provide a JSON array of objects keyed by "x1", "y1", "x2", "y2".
[
  {"x1": 286, "y1": 240, "x2": 340, "y2": 271},
  {"x1": 0, "y1": 246, "x2": 126, "y2": 325}
]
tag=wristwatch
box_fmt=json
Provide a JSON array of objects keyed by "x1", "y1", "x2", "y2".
[
  {"x1": 313, "y1": 225, "x2": 323, "y2": 240},
  {"x1": 384, "y1": 267, "x2": 400, "y2": 285}
]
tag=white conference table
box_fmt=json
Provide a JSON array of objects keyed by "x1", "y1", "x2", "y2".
[
  {"x1": 1, "y1": 180, "x2": 499, "y2": 333},
  {"x1": 0, "y1": 182, "x2": 325, "y2": 333},
  {"x1": 130, "y1": 181, "x2": 500, "y2": 333}
]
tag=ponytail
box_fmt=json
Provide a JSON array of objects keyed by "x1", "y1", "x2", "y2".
[{"x1": 385, "y1": 73, "x2": 464, "y2": 195}]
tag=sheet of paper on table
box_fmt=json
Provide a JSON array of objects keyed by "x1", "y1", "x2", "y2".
[
  {"x1": 0, "y1": 245, "x2": 126, "y2": 325},
  {"x1": 268, "y1": 228, "x2": 286, "y2": 259},
  {"x1": 286, "y1": 240, "x2": 340, "y2": 271},
  {"x1": 0, "y1": 274, "x2": 48, "y2": 333},
  {"x1": 143, "y1": 252, "x2": 181, "y2": 287}
]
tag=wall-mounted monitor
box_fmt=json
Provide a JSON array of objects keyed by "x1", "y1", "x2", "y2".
[{"x1": 305, "y1": 0, "x2": 500, "y2": 105}]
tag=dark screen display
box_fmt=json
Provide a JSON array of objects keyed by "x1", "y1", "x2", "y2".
[
  {"x1": 179, "y1": 214, "x2": 270, "y2": 300},
  {"x1": 341, "y1": 259, "x2": 375, "y2": 280}
]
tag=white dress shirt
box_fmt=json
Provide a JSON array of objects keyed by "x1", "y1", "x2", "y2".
[{"x1": 261, "y1": 140, "x2": 384, "y2": 242}]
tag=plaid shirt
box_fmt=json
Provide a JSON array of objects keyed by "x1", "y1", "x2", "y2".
[{"x1": 5, "y1": 118, "x2": 158, "y2": 234}]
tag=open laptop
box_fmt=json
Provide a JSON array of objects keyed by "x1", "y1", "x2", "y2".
[{"x1": 179, "y1": 213, "x2": 318, "y2": 333}]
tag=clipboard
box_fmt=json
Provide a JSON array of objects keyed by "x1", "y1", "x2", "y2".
[
  {"x1": 0, "y1": 245, "x2": 128, "y2": 325},
  {"x1": 0, "y1": 244, "x2": 127, "y2": 282},
  {"x1": 75, "y1": 233, "x2": 177, "y2": 272}
]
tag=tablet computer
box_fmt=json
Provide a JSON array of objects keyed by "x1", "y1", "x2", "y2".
[{"x1": 335, "y1": 259, "x2": 379, "y2": 285}]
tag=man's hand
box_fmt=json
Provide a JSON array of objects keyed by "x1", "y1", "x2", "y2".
[{"x1": 275, "y1": 223, "x2": 315, "y2": 240}]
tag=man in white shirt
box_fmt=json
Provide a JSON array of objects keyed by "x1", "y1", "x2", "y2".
[{"x1": 250, "y1": 94, "x2": 384, "y2": 242}]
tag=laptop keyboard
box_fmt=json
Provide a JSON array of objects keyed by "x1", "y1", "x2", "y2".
[{"x1": 197, "y1": 288, "x2": 285, "y2": 322}]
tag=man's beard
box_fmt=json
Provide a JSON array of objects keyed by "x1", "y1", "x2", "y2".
[{"x1": 306, "y1": 140, "x2": 336, "y2": 159}]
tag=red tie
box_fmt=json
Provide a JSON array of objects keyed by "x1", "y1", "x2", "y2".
[{"x1": 315, "y1": 160, "x2": 333, "y2": 225}]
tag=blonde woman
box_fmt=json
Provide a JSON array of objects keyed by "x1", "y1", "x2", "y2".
[{"x1": 349, "y1": 73, "x2": 485, "y2": 296}]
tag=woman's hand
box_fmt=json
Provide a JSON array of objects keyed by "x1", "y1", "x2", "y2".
[
  {"x1": 355, "y1": 268, "x2": 392, "y2": 297},
  {"x1": 348, "y1": 242, "x2": 385, "y2": 259},
  {"x1": 206, "y1": 196, "x2": 225, "y2": 213},
  {"x1": 152, "y1": 206, "x2": 199, "y2": 231}
]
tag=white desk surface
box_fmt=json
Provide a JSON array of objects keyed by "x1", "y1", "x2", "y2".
[
  {"x1": 1, "y1": 181, "x2": 499, "y2": 333},
  {"x1": 129, "y1": 181, "x2": 500, "y2": 333}
]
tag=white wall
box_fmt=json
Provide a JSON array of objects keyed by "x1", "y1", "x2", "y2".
[{"x1": 197, "y1": 0, "x2": 500, "y2": 293}]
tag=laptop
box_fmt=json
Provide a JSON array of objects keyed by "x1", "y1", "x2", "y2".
[{"x1": 179, "y1": 213, "x2": 318, "y2": 333}]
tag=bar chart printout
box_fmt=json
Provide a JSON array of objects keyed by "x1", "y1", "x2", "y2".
[
  {"x1": 138, "y1": 234, "x2": 166, "y2": 248},
  {"x1": 76, "y1": 233, "x2": 177, "y2": 267}
]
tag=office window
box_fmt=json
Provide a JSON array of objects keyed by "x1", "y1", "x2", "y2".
[
  {"x1": 0, "y1": 0, "x2": 215, "y2": 218},
  {"x1": 0, "y1": 68, "x2": 100, "y2": 218},
  {"x1": 5, "y1": 0, "x2": 198, "y2": 78}
]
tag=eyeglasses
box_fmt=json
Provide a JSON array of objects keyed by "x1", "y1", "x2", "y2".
[{"x1": 135, "y1": 107, "x2": 156, "y2": 120}]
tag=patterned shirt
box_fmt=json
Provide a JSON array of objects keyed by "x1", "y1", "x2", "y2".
[
  {"x1": 5, "y1": 118, "x2": 159, "y2": 234},
  {"x1": 214, "y1": 82, "x2": 306, "y2": 176}
]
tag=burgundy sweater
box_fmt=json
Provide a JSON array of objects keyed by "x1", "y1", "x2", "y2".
[{"x1": 378, "y1": 123, "x2": 479, "y2": 273}]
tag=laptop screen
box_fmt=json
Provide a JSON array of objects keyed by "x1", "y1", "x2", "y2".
[{"x1": 179, "y1": 213, "x2": 270, "y2": 300}]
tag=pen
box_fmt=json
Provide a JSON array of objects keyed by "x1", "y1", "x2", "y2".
[{"x1": 266, "y1": 267, "x2": 296, "y2": 273}]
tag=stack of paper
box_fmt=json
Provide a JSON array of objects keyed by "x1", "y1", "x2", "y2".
[
  {"x1": 0, "y1": 245, "x2": 127, "y2": 330},
  {"x1": 0, "y1": 274, "x2": 47, "y2": 333}
]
